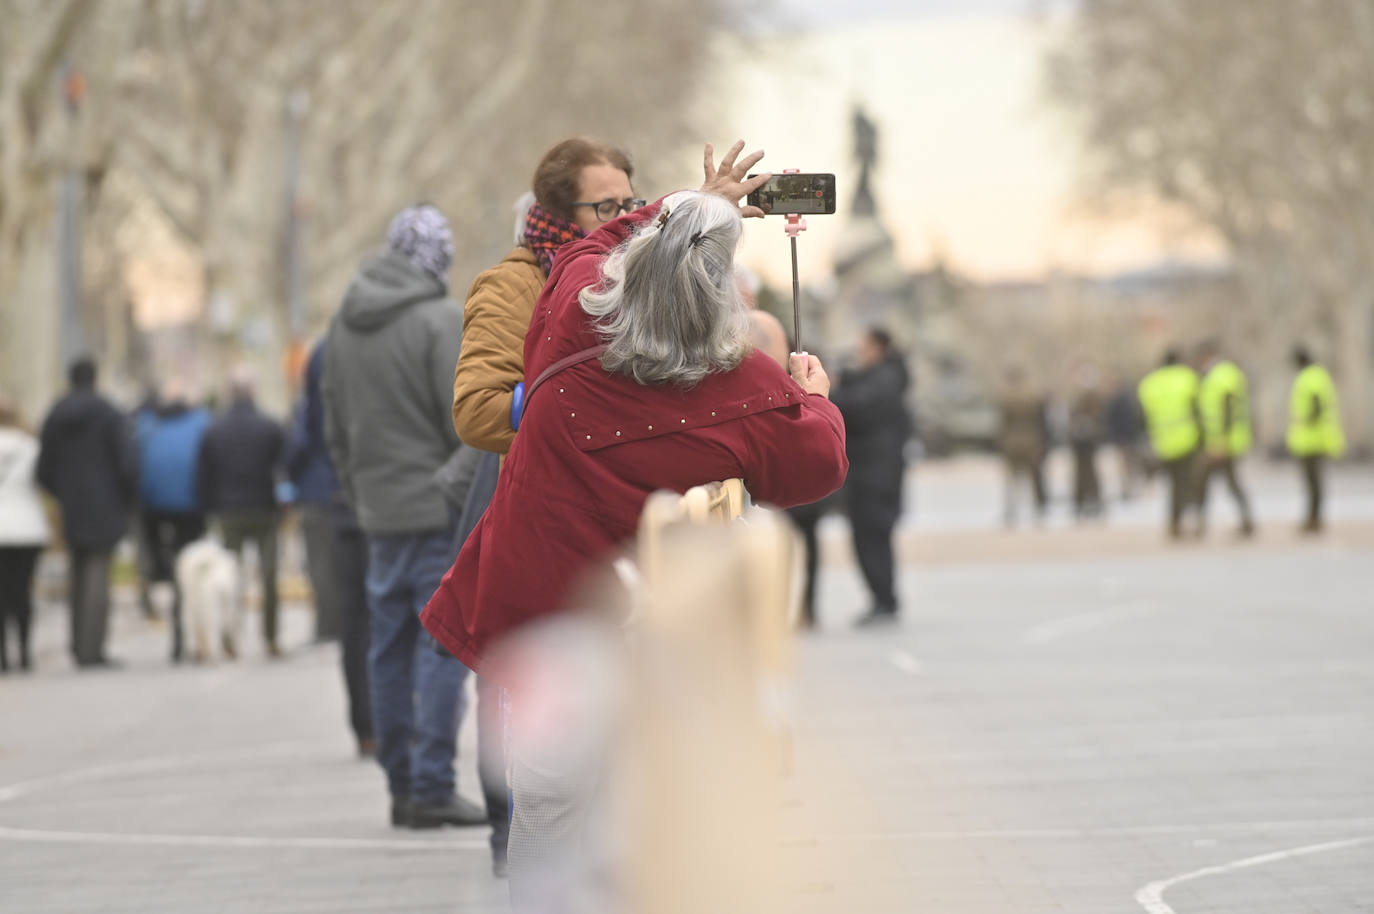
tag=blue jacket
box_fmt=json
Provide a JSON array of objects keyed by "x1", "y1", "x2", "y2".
[
  {"x1": 136, "y1": 403, "x2": 212, "y2": 513},
  {"x1": 285, "y1": 343, "x2": 341, "y2": 505}
]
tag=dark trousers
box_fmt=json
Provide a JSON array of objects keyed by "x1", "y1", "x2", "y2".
[
  {"x1": 1004, "y1": 455, "x2": 1048, "y2": 525},
  {"x1": 1071, "y1": 444, "x2": 1103, "y2": 518},
  {"x1": 1199, "y1": 456, "x2": 1254, "y2": 530},
  {"x1": 69, "y1": 547, "x2": 113, "y2": 665},
  {"x1": 786, "y1": 502, "x2": 824, "y2": 626},
  {"x1": 140, "y1": 509, "x2": 206, "y2": 658},
  {"x1": 477, "y1": 674, "x2": 509, "y2": 859},
  {"x1": 0, "y1": 546, "x2": 42, "y2": 671},
  {"x1": 333, "y1": 522, "x2": 374, "y2": 744},
  {"x1": 218, "y1": 510, "x2": 280, "y2": 647},
  {"x1": 1301, "y1": 455, "x2": 1325, "y2": 529},
  {"x1": 1163, "y1": 451, "x2": 1200, "y2": 537},
  {"x1": 301, "y1": 504, "x2": 342, "y2": 641},
  {"x1": 849, "y1": 491, "x2": 899, "y2": 614}
]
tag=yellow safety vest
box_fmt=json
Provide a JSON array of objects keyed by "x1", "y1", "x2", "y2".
[
  {"x1": 1287, "y1": 364, "x2": 1345, "y2": 457},
  {"x1": 1138, "y1": 364, "x2": 1200, "y2": 460},
  {"x1": 1198, "y1": 360, "x2": 1252, "y2": 457}
]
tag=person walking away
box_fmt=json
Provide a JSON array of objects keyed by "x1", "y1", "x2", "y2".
[
  {"x1": 0, "y1": 398, "x2": 51, "y2": 672},
  {"x1": 1138, "y1": 350, "x2": 1202, "y2": 539},
  {"x1": 323, "y1": 203, "x2": 485, "y2": 830},
  {"x1": 286, "y1": 340, "x2": 374, "y2": 757},
  {"x1": 1068, "y1": 365, "x2": 1106, "y2": 521},
  {"x1": 135, "y1": 380, "x2": 212, "y2": 660},
  {"x1": 1105, "y1": 376, "x2": 1147, "y2": 500},
  {"x1": 998, "y1": 367, "x2": 1049, "y2": 527},
  {"x1": 197, "y1": 367, "x2": 285, "y2": 656},
  {"x1": 36, "y1": 358, "x2": 137, "y2": 668},
  {"x1": 1287, "y1": 346, "x2": 1345, "y2": 533},
  {"x1": 450, "y1": 138, "x2": 641, "y2": 872},
  {"x1": 1196, "y1": 340, "x2": 1255, "y2": 537},
  {"x1": 831, "y1": 327, "x2": 911, "y2": 627}
]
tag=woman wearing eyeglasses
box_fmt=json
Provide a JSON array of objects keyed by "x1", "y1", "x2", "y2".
[
  {"x1": 451, "y1": 138, "x2": 643, "y2": 459},
  {"x1": 424, "y1": 142, "x2": 847, "y2": 903},
  {"x1": 449, "y1": 137, "x2": 642, "y2": 878}
]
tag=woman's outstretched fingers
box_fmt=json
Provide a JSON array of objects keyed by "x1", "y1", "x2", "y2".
[
  {"x1": 703, "y1": 143, "x2": 715, "y2": 182},
  {"x1": 735, "y1": 149, "x2": 766, "y2": 179}
]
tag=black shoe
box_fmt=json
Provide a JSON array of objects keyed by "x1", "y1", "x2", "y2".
[
  {"x1": 409, "y1": 793, "x2": 487, "y2": 829},
  {"x1": 853, "y1": 608, "x2": 898, "y2": 629},
  {"x1": 390, "y1": 797, "x2": 411, "y2": 828}
]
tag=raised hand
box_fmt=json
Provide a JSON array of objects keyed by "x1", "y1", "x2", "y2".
[{"x1": 701, "y1": 140, "x2": 771, "y2": 218}]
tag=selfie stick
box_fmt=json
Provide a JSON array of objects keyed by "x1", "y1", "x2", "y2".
[{"x1": 782, "y1": 168, "x2": 808, "y2": 355}]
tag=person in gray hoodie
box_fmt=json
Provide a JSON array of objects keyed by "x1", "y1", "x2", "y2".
[{"x1": 323, "y1": 204, "x2": 484, "y2": 830}]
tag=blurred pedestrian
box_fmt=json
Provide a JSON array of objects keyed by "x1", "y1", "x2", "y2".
[
  {"x1": 1287, "y1": 345, "x2": 1345, "y2": 533},
  {"x1": 1138, "y1": 349, "x2": 1202, "y2": 539},
  {"x1": 0, "y1": 397, "x2": 50, "y2": 672},
  {"x1": 36, "y1": 357, "x2": 137, "y2": 668},
  {"x1": 1105, "y1": 375, "x2": 1147, "y2": 499},
  {"x1": 998, "y1": 367, "x2": 1049, "y2": 527},
  {"x1": 1196, "y1": 339, "x2": 1255, "y2": 537},
  {"x1": 1067, "y1": 364, "x2": 1105, "y2": 520},
  {"x1": 287, "y1": 341, "x2": 374, "y2": 756},
  {"x1": 197, "y1": 366, "x2": 285, "y2": 657},
  {"x1": 135, "y1": 379, "x2": 213, "y2": 661},
  {"x1": 450, "y1": 139, "x2": 641, "y2": 871},
  {"x1": 831, "y1": 327, "x2": 911, "y2": 627},
  {"x1": 323, "y1": 203, "x2": 484, "y2": 830},
  {"x1": 419, "y1": 149, "x2": 847, "y2": 905}
]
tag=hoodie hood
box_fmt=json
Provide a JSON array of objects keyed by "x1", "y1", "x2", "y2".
[{"x1": 340, "y1": 250, "x2": 447, "y2": 333}]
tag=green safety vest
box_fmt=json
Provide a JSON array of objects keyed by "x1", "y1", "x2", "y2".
[
  {"x1": 1138, "y1": 364, "x2": 1200, "y2": 460},
  {"x1": 1198, "y1": 360, "x2": 1252, "y2": 457},
  {"x1": 1287, "y1": 364, "x2": 1345, "y2": 457}
]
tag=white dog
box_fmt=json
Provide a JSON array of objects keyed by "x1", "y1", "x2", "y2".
[{"x1": 175, "y1": 538, "x2": 241, "y2": 663}]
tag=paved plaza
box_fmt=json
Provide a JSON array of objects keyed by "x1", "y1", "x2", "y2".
[{"x1": 1, "y1": 458, "x2": 1372, "y2": 913}]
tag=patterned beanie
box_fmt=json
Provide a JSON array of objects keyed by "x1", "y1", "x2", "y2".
[{"x1": 387, "y1": 204, "x2": 455, "y2": 283}]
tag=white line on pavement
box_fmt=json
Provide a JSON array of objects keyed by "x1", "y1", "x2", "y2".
[
  {"x1": 1134, "y1": 835, "x2": 1374, "y2": 914},
  {"x1": 0, "y1": 825, "x2": 486, "y2": 852},
  {"x1": 888, "y1": 650, "x2": 921, "y2": 675},
  {"x1": 797, "y1": 817, "x2": 1374, "y2": 843},
  {"x1": 1023, "y1": 598, "x2": 1158, "y2": 646}
]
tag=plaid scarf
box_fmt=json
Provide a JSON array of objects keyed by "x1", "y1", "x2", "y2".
[{"x1": 523, "y1": 202, "x2": 585, "y2": 275}]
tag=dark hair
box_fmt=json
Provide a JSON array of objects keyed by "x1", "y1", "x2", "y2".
[
  {"x1": 532, "y1": 138, "x2": 634, "y2": 221},
  {"x1": 1162, "y1": 348, "x2": 1181, "y2": 366},
  {"x1": 68, "y1": 356, "x2": 97, "y2": 388},
  {"x1": 866, "y1": 326, "x2": 894, "y2": 353},
  {"x1": 1293, "y1": 344, "x2": 1312, "y2": 368}
]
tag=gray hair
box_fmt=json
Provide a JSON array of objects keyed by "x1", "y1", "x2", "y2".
[{"x1": 579, "y1": 191, "x2": 750, "y2": 386}]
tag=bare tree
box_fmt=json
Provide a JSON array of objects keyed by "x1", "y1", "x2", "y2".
[{"x1": 1046, "y1": 0, "x2": 1374, "y2": 451}]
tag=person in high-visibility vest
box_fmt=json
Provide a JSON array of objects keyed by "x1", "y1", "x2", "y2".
[
  {"x1": 1287, "y1": 345, "x2": 1346, "y2": 533},
  {"x1": 1138, "y1": 349, "x2": 1202, "y2": 538},
  {"x1": 1195, "y1": 339, "x2": 1255, "y2": 537}
]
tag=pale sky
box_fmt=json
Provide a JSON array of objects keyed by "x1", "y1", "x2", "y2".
[{"x1": 709, "y1": 8, "x2": 1223, "y2": 288}]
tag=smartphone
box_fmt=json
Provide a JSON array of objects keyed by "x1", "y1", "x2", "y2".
[{"x1": 747, "y1": 173, "x2": 836, "y2": 215}]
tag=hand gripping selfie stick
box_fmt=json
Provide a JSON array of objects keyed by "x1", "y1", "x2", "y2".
[{"x1": 782, "y1": 168, "x2": 808, "y2": 356}]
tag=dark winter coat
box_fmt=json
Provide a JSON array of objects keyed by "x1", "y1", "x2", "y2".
[
  {"x1": 831, "y1": 355, "x2": 911, "y2": 501},
  {"x1": 197, "y1": 398, "x2": 284, "y2": 513},
  {"x1": 285, "y1": 343, "x2": 341, "y2": 505},
  {"x1": 37, "y1": 388, "x2": 138, "y2": 549},
  {"x1": 322, "y1": 250, "x2": 464, "y2": 534}
]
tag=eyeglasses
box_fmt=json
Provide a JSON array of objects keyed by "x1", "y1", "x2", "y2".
[{"x1": 571, "y1": 197, "x2": 647, "y2": 223}]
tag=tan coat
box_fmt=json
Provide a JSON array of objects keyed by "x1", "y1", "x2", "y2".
[{"x1": 451, "y1": 247, "x2": 545, "y2": 454}]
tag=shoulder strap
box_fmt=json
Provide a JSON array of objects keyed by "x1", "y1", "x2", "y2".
[{"x1": 526, "y1": 344, "x2": 608, "y2": 406}]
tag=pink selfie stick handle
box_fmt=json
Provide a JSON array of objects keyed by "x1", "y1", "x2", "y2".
[{"x1": 782, "y1": 169, "x2": 807, "y2": 351}]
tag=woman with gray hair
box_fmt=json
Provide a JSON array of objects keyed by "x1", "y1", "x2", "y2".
[{"x1": 422, "y1": 141, "x2": 848, "y2": 899}]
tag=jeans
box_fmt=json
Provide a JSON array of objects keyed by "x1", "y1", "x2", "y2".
[
  {"x1": 366, "y1": 526, "x2": 469, "y2": 803},
  {"x1": 140, "y1": 510, "x2": 206, "y2": 658}
]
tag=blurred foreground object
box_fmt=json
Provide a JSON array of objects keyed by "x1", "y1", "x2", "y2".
[{"x1": 501, "y1": 480, "x2": 796, "y2": 913}]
